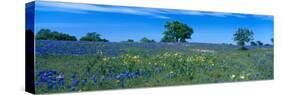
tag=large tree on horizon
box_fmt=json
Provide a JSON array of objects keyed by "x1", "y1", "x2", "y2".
[
  {"x1": 161, "y1": 21, "x2": 193, "y2": 43},
  {"x1": 233, "y1": 28, "x2": 254, "y2": 50}
]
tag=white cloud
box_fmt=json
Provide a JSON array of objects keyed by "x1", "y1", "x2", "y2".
[
  {"x1": 252, "y1": 15, "x2": 273, "y2": 21},
  {"x1": 36, "y1": 1, "x2": 171, "y2": 19},
  {"x1": 167, "y1": 10, "x2": 247, "y2": 18},
  {"x1": 37, "y1": 1, "x2": 263, "y2": 20}
]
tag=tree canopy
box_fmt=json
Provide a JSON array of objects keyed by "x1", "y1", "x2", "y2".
[
  {"x1": 140, "y1": 37, "x2": 155, "y2": 43},
  {"x1": 256, "y1": 41, "x2": 263, "y2": 46},
  {"x1": 126, "y1": 39, "x2": 134, "y2": 42},
  {"x1": 250, "y1": 41, "x2": 257, "y2": 46},
  {"x1": 36, "y1": 29, "x2": 77, "y2": 41},
  {"x1": 161, "y1": 21, "x2": 193, "y2": 43},
  {"x1": 233, "y1": 28, "x2": 254, "y2": 49},
  {"x1": 80, "y1": 32, "x2": 108, "y2": 42}
]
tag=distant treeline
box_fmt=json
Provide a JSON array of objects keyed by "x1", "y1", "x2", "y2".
[
  {"x1": 29, "y1": 21, "x2": 273, "y2": 50},
  {"x1": 36, "y1": 29, "x2": 77, "y2": 41},
  {"x1": 32, "y1": 21, "x2": 194, "y2": 43},
  {"x1": 33, "y1": 29, "x2": 158, "y2": 43},
  {"x1": 35, "y1": 29, "x2": 108, "y2": 42}
]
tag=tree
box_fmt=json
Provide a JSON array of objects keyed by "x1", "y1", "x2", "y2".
[
  {"x1": 140, "y1": 37, "x2": 155, "y2": 43},
  {"x1": 36, "y1": 29, "x2": 77, "y2": 41},
  {"x1": 127, "y1": 39, "x2": 134, "y2": 42},
  {"x1": 264, "y1": 44, "x2": 272, "y2": 46},
  {"x1": 161, "y1": 21, "x2": 193, "y2": 43},
  {"x1": 250, "y1": 41, "x2": 257, "y2": 46},
  {"x1": 233, "y1": 28, "x2": 254, "y2": 50},
  {"x1": 271, "y1": 38, "x2": 274, "y2": 44},
  {"x1": 161, "y1": 35, "x2": 176, "y2": 42},
  {"x1": 36, "y1": 29, "x2": 51, "y2": 40},
  {"x1": 256, "y1": 41, "x2": 263, "y2": 46},
  {"x1": 80, "y1": 32, "x2": 108, "y2": 42}
]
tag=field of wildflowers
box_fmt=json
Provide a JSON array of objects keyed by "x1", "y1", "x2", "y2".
[{"x1": 35, "y1": 40, "x2": 273, "y2": 93}]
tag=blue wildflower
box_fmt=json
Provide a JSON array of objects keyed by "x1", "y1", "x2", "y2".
[
  {"x1": 155, "y1": 67, "x2": 162, "y2": 73},
  {"x1": 71, "y1": 79, "x2": 80, "y2": 87},
  {"x1": 166, "y1": 71, "x2": 175, "y2": 78},
  {"x1": 71, "y1": 87, "x2": 76, "y2": 91},
  {"x1": 57, "y1": 73, "x2": 64, "y2": 87},
  {"x1": 82, "y1": 79, "x2": 87, "y2": 86},
  {"x1": 239, "y1": 64, "x2": 246, "y2": 69},
  {"x1": 71, "y1": 72, "x2": 77, "y2": 79},
  {"x1": 37, "y1": 70, "x2": 64, "y2": 90},
  {"x1": 91, "y1": 75, "x2": 97, "y2": 85},
  {"x1": 47, "y1": 78, "x2": 56, "y2": 89}
]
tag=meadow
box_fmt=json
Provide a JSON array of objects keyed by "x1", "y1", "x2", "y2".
[{"x1": 35, "y1": 40, "x2": 273, "y2": 93}]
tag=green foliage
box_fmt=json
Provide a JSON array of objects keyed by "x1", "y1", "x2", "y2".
[
  {"x1": 161, "y1": 21, "x2": 193, "y2": 43},
  {"x1": 127, "y1": 39, "x2": 134, "y2": 42},
  {"x1": 256, "y1": 41, "x2": 263, "y2": 46},
  {"x1": 140, "y1": 37, "x2": 155, "y2": 43},
  {"x1": 233, "y1": 28, "x2": 254, "y2": 49},
  {"x1": 161, "y1": 35, "x2": 176, "y2": 42},
  {"x1": 36, "y1": 29, "x2": 77, "y2": 41},
  {"x1": 80, "y1": 32, "x2": 108, "y2": 42},
  {"x1": 250, "y1": 41, "x2": 257, "y2": 46}
]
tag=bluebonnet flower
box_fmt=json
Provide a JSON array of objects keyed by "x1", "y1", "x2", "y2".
[
  {"x1": 116, "y1": 72, "x2": 130, "y2": 88},
  {"x1": 254, "y1": 73, "x2": 261, "y2": 79},
  {"x1": 91, "y1": 75, "x2": 97, "y2": 85},
  {"x1": 116, "y1": 73, "x2": 128, "y2": 80},
  {"x1": 71, "y1": 72, "x2": 77, "y2": 79},
  {"x1": 204, "y1": 77, "x2": 210, "y2": 81},
  {"x1": 256, "y1": 60, "x2": 267, "y2": 67},
  {"x1": 57, "y1": 73, "x2": 64, "y2": 87},
  {"x1": 68, "y1": 72, "x2": 80, "y2": 91},
  {"x1": 143, "y1": 71, "x2": 150, "y2": 77},
  {"x1": 84, "y1": 67, "x2": 91, "y2": 76},
  {"x1": 47, "y1": 78, "x2": 57, "y2": 89},
  {"x1": 107, "y1": 68, "x2": 115, "y2": 77},
  {"x1": 101, "y1": 75, "x2": 105, "y2": 81},
  {"x1": 256, "y1": 73, "x2": 261, "y2": 77},
  {"x1": 71, "y1": 78, "x2": 80, "y2": 87},
  {"x1": 47, "y1": 70, "x2": 57, "y2": 75},
  {"x1": 131, "y1": 71, "x2": 141, "y2": 78},
  {"x1": 166, "y1": 71, "x2": 175, "y2": 78},
  {"x1": 82, "y1": 79, "x2": 87, "y2": 86},
  {"x1": 206, "y1": 65, "x2": 213, "y2": 72},
  {"x1": 37, "y1": 70, "x2": 63, "y2": 90},
  {"x1": 239, "y1": 64, "x2": 246, "y2": 69},
  {"x1": 71, "y1": 87, "x2": 77, "y2": 91},
  {"x1": 115, "y1": 70, "x2": 142, "y2": 88},
  {"x1": 70, "y1": 79, "x2": 80, "y2": 91},
  {"x1": 155, "y1": 67, "x2": 162, "y2": 73}
]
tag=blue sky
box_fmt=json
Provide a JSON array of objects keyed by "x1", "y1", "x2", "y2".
[{"x1": 33, "y1": 1, "x2": 274, "y2": 44}]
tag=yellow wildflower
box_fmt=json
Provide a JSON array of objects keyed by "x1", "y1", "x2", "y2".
[
  {"x1": 231, "y1": 75, "x2": 236, "y2": 79},
  {"x1": 170, "y1": 71, "x2": 174, "y2": 73},
  {"x1": 240, "y1": 75, "x2": 245, "y2": 79}
]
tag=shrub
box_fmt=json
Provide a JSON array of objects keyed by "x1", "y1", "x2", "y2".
[{"x1": 36, "y1": 29, "x2": 77, "y2": 41}]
